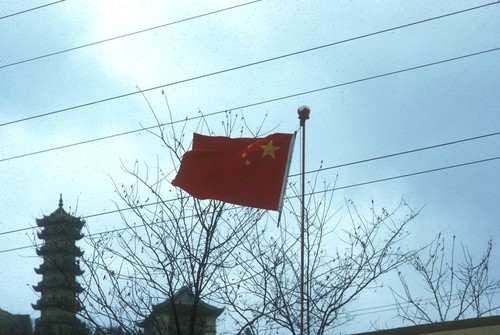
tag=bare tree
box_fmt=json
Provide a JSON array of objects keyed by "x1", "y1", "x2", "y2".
[
  {"x1": 215, "y1": 172, "x2": 420, "y2": 334},
  {"x1": 79, "y1": 105, "x2": 264, "y2": 334},
  {"x1": 78, "y1": 98, "x2": 421, "y2": 334},
  {"x1": 392, "y1": 233, "x2": 500, "y2": 325}
]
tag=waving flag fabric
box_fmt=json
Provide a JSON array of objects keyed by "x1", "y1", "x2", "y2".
[{"x1": 172, "y1": 133, "x2": 295, "y2": 211}]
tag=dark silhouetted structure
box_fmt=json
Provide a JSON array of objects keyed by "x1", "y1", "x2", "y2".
[
  {"x1": 353, "y1": 315, "x2": 500, "y2": 335},
  {"x1": 32, "y1": 195, "x2": 86, "y2": 335},
  {"x1": 0, "y1": 308, "x2": 32, "y2": 335},
  {"x1": 139, "y1": 286, "x2": 224, "y2": 335}
]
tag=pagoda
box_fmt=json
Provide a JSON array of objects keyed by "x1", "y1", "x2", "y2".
[{"x1": 32, "y1": 195, "x2": 86, "y2": 335}]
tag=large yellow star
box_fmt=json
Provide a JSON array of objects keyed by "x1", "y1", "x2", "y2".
[{"x1": 261, "y1": 140, "x2": 280, "y2": 159}]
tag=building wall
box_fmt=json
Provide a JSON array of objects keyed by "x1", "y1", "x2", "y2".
[
  {"x1": 0, "y1": 311, "x2": 32, "y2": 335},
  {"x1": 354, "y1": 316, "x2": 500, "y2": 335},
  {"x1": 431, "y1": 324, "x2": 500, "y2": 335},
  {"x1": 143, "y1": 313, "x2": 217, "y2": 335}
]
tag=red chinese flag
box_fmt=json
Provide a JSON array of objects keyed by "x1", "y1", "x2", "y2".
[{"x1": 172, "y1": 133, "x2": 295, "y2": 211}]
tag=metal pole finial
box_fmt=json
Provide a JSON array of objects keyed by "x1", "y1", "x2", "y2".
[{"x1": 297, "y1": 105, "x2": 310, "y2": 126}]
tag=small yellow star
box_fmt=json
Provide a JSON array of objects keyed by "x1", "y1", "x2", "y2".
[
  {"x1": 245, "y1": 159, "x2": 251, "y2": 166},
  {"x1": 261, "y1": 140, "x2": 280, "y2": 159}
]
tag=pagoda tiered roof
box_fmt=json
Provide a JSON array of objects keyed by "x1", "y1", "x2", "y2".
[
  {"x1": 37, "y1": 225, "x2": 83, "y2": 240},
  {"x1": 33, "y1": 278, "x2": 83, "y2": 293},
  {"x1": 36, "y1": 203, "x2": 84, "y2": 229},
  {"x1": 35, "y1": 262, "x2": 84, "y2": 275},
  {"x1": 36, "y1": 243, "x2": 83, "y2": 257},
  {"x1": 32, "y1": 296, "x2": 83, "y2": 312}
]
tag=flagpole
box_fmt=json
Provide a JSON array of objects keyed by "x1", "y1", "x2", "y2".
[{"x1": 298, "y1": 105, "x2": 310, "y2": 335}]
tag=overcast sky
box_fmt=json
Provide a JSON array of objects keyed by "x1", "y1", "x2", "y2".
[{"x1": 0, "y1": 0, "x2": 499, "y2": 333}]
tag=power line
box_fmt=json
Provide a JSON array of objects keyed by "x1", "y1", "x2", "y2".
[
  {"x1": 0, "y1": 0, "x2": 66, "y2": 20},
  {"x1": 2, "y1": 131, "x2": 497, "y2": 236},
  {"x1": 0, "y1": 154, "x2": 498, "y2": 253},
  {"x1": 343, "y1": 287, "x2": 500, "y2": 318},
  {"x1": 1, "y1": 0, "x2": 495, "y2": 71},
  {"x1": 0, "y1": 0, "x2": 262, "y2": 70},
  {"x1": 294, "y1": 131, "x2": 500, "y2": 177},
  {"x1": 1, "y1": 48, "x2": 499, "y2": 165},
  {"x1": 330, "y1": 156, "x2": 500, "y2": 193},
  {"x1": 1, "y1": 0, "x2": 499, "y2": 127},
  {"x1": 0, "y1": 125, "x2": 149, "y2": 163}
]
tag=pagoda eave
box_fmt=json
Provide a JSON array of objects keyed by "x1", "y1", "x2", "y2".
[
  {"x1": 32, "y1": 298, "x2": 83, "y2": 312},
  {"x1": 36, "y1": 244, "x2": 83, "y2": 256}
]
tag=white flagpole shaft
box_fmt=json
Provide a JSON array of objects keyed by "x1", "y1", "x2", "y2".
[{"x1": 298, "y1": 106, "x2": 310, "y2": 335}]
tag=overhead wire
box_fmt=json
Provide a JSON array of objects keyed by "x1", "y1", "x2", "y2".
[
  {"x1": 0, "y1": 0, "x2": 66, "y2": 20},
  {"x1": 329, "y1": 156, "x2": 499, "y2": 193},
  {"x1": 0, "y1": 153, "x2": 498, "y2": 254},
  {"x1": 1, "y1": 0, "x2": 495, "y2": 70},
  {"x1": 1, "y1": 48, "x2": 499, "y2": 165},
  {"x1": 1, "y1": 0, "x2": 496, "y2": 71},
  {"x1": 0, "y1": 2, "x2": 498, "y2": 258},
  {"x1": 296, "y1": 131, "x2": 500, "y2": 177},
  {"x1": 0, "y1": 0, "x2": 262, "y2": 70},
  {"x1": 1, "y1": 1, "x2": 499, "y2": 128},
  {"x1": 0, "y1": 130, "x2": 498, "y2": 237},
  {"x1": 1, "y1": 2, "x2": 498, "y2": 323},
  {"x1": 342, "y1": 287, "x2": 500, "y2": 319},
  {"x1": 0, "y1": 130, "x2": 500, "y2": 236},
  {"x1": 5, "y1": 218, "x2": 497, "y2": 330},
  {"x1": 0, "y1": 37, "x2": 498, "y2": 246}
]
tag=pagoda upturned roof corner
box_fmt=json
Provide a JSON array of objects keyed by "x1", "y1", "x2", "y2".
[{"x1": 36, "y1": 195, "x2": 85, "y2": 229}]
